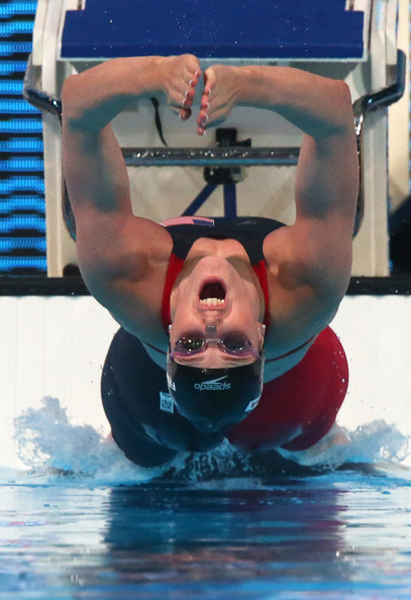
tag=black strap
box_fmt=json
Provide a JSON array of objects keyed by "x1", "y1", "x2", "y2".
[{"x1": 150, "y1": 97, "x2": 168, "y2": 147}]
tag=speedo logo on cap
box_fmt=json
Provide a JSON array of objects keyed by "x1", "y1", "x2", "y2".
[{"x1": 195, "y1": 376, "x2": 231, "y2": 391}]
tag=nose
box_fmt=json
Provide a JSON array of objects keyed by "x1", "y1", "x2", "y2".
[{"x1": 204, "y1": 316, "x2": 220, "y2": 333}]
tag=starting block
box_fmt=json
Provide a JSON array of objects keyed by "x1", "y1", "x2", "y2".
[
  {"x1": 26, "y1": 0, "x2": 404, "y2": 277},
  {"x1": 60, "y1": 1, "x2": 365, "y2": 61}
]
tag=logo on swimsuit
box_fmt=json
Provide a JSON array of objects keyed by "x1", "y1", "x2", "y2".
[
  {"x1": 195, "y1": 376, "x2": 231, "y2": 392},
  {"x1": 159, "y1": 392, "x2": 175, "y2": 414}
]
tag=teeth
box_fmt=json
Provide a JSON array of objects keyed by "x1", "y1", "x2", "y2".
[{"x1": 200, "y1": 298, "x2": 225, "y2": 307}]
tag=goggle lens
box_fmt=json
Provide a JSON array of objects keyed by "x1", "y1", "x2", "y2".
[
  {"x1": 173, "y1": 334, "x2": 257, "y2": 357},
  {"x1": 176, "y1": 336, "x2": 205, "y2": 354}
]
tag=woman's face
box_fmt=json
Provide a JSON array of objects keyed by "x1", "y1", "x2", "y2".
[{"x1": 169, "y1": 256, "x2": 266, "y2": 368}]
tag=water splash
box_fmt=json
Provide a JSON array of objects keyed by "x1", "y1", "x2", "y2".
[
  {"x1": 278, "y1": 420, "x2": 410, "y2": 472},
  {"x1": 13, "y1": 397, "x2": 161, "y2": 485},
  {"x1": 10, "y1": 397, "x2": 410, "y2": 486}
]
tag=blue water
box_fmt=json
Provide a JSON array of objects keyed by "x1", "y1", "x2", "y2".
[{"x1": 0, "y1": 398, "x2": 410, "y2": 599}]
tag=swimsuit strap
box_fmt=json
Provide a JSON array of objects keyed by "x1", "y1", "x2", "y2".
[
  {"x1": 161, "y1": 253, "x2": 185, "y2": 331},
  {"x1": 252, "y1": 259, "x2": 270, "y2": 330}
]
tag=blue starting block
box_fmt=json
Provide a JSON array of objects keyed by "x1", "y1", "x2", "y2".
[
  {"x1": 61, "y1": 0, "x2": 364, "y2": 61},
  {"x1": 26, "y1": 0, "x2": 404, "y2": 277}
]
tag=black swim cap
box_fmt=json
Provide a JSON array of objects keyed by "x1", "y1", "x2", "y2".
[{"x1": 166, "y1": 353, "x2": 265, "y2": 433}]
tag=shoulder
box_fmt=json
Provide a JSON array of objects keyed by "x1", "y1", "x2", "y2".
[
  {"x1": 80, "y1": 219, "x2": 173, "y2": 330},
  {"x1": 263, "y1": 217, "x2": 352, "y2": 300},
  {"x1": 261, "y1": 220, "x2": 350, "y2": 355},
  {"x1": 80, "y1": 218, "x2": 173, "y2": 287}
]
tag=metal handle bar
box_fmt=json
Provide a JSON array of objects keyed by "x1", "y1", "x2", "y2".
[
  {"x1": 122, "y1": 147, "x2": 300, "y2": 167},
  {"x1": 23, "y1": 55, "x2": 62, "y2": 123},
  {"x1": 352, "y1": 49, "x2": 406, "y2": 234}
]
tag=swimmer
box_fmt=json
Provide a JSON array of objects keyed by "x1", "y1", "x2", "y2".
[{"x1": 62, "y1": 55, "x2": 358, "y2": 468}]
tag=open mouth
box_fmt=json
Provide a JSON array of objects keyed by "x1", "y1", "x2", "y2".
[{"x1": 199, "y1": 281, "x2": 226, "y2": 307}]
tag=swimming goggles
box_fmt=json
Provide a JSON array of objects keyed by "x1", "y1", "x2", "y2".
[{"x1": 170, "y1": 333, "x2": 260, "y2": 359}]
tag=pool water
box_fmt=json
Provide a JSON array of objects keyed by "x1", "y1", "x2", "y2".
[
  {"x1": 0, "y1": 471, "x2": 410, "y2": 599},
  {"x1": 1, "y1": 397, "x2": 410, "y2": 599}
]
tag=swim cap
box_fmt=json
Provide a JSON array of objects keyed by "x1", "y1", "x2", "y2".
[{"x1": 166, "y1": 353, "x2": 265, "y2": 433}]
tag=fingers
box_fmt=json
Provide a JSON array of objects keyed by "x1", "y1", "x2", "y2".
[
  {"x1": 196, "y1": 69, "x2": 215, "y2": 135},
  {"x1": 177, "y1": 66, "x2": 201, "y2": 120},
  {"x1": 179, "y1": 107, "x2": 192, "y2": 121},
  {"x1": 165, "y1": 58, "x2": 222, "y2": 134},
  {"x1": 184, "y1": 58, "x2": 201, "y2": 102},
  {"x1": 197, "y1": 87, "x2": 212, "y2": 135},
  {"x1": 196, "y1": 112, "x2": 208, "y2": 135}
]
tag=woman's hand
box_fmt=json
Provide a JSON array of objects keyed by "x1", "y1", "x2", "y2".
[
  {"x1": 159, "y1": 54, "x2": 201, "y2": 121},
  {"x1": 196, "y1": 65, "x2": 241, "y2": 135}
]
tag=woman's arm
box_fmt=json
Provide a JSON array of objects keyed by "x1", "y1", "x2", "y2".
[
  {"x1": 62, "y1": 55, "x2": 201, "y2": 290},
  {"x1": 197, "y1": 65, "x2": 359, "y2": 297}
]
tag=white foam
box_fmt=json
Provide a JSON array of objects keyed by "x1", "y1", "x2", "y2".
[
  {"x1": 279, "y1": 420, "x2": 410, "y2": 471},
  {"x1": 12, "y1": 397, "x2": 160, "y2": 485},
  {"x1": 6, "y1": 396, "x2": 410, "y2": 487}
]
